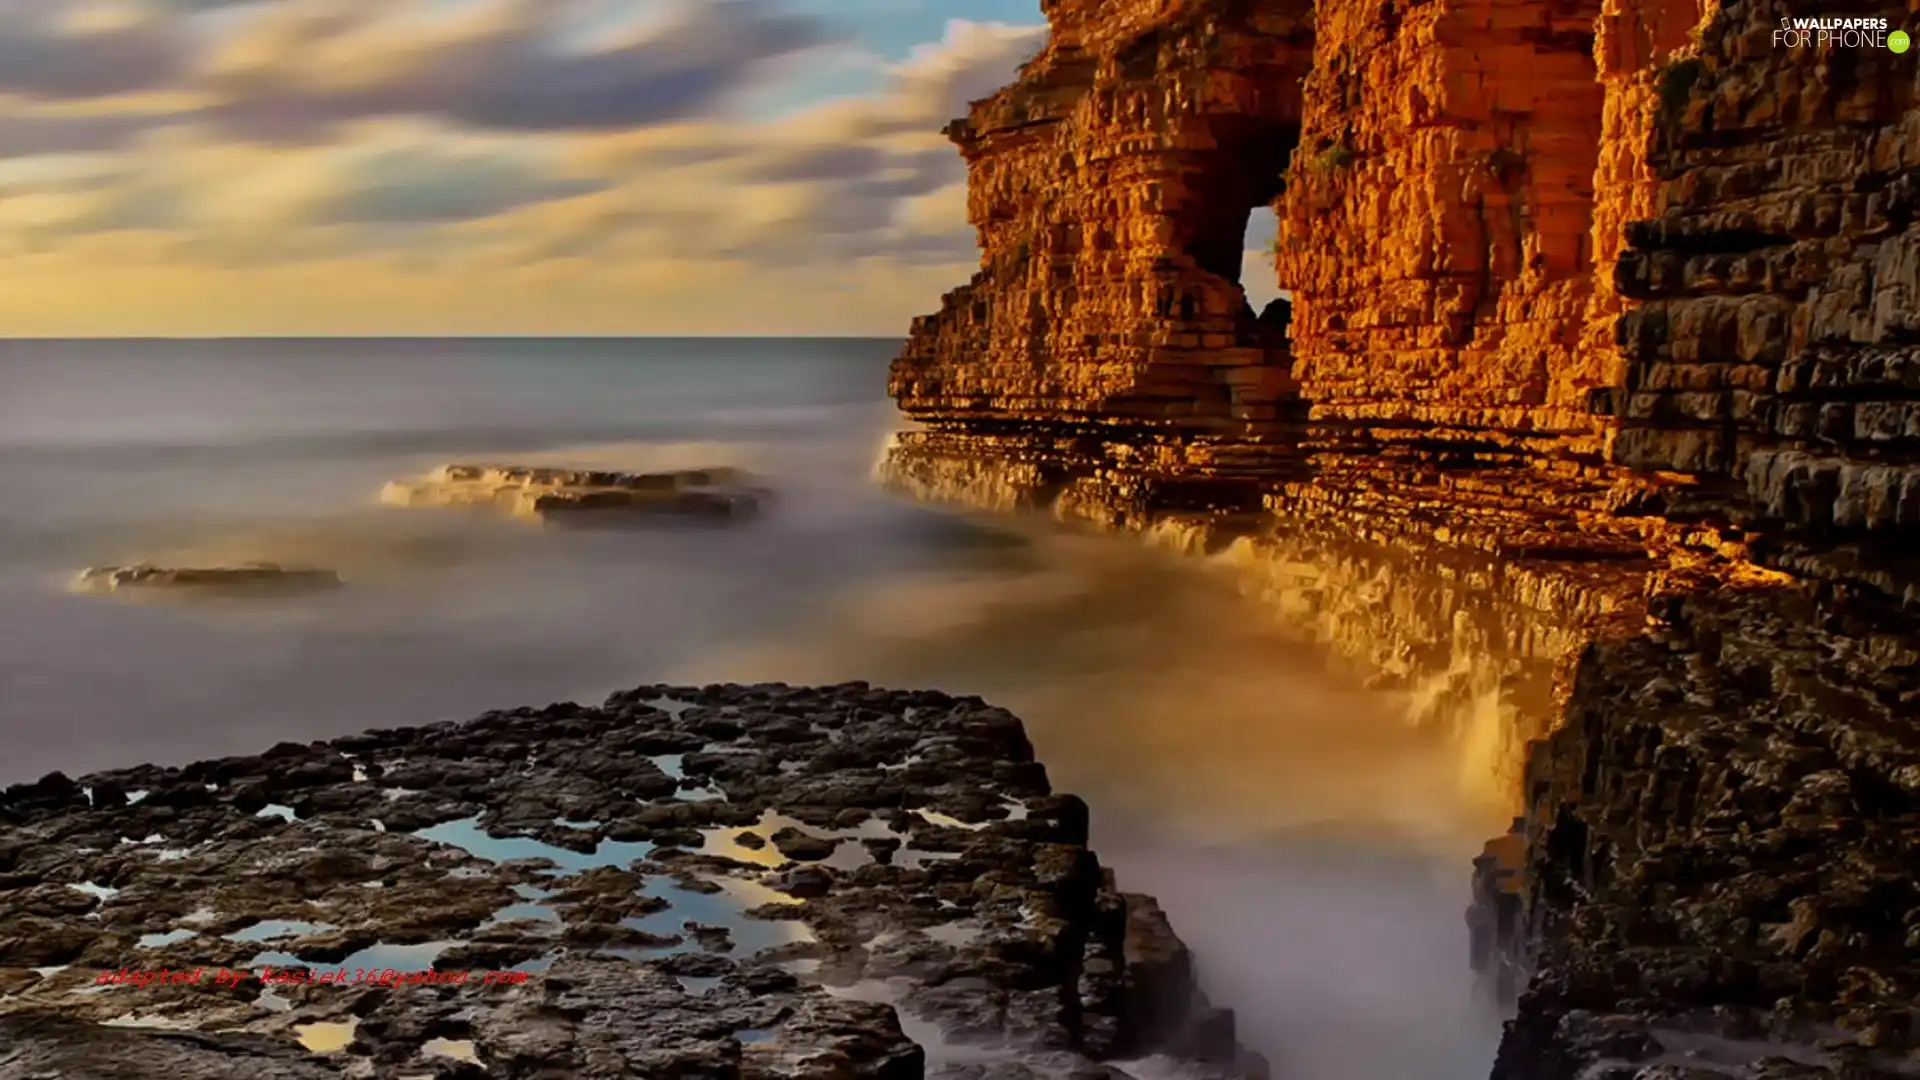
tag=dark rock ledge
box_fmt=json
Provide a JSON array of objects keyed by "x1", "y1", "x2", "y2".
[
  {"x1": 0, "y1": 682, "x2": 1265, "y2": 1080},
  {"x1": 1471, "y1": 586, "x2": 1920, "y2": 1080}
]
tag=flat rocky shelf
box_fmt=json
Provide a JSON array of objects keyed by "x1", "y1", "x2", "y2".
[
  {"x1": 379, "y1": 464, "x2": 771, "y2": 525},
  {"x1": 0, "y1": 683, "x2": 1261, "y2": 1080},
  {"x1": 71, "y1": 564, "x2": 343, "y2": 597}
]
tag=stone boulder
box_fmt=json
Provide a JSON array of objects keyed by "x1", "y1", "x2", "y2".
[
  {"x1": 379, "y1": 463, "x2": 770, "y2": 525},
  {"x1": 71, "y1": 563, "x2": 342, "y2": 596}
]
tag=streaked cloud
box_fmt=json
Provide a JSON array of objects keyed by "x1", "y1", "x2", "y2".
[{"x1": 0, "y1": 3, "x2": 1048, "y2": 334}]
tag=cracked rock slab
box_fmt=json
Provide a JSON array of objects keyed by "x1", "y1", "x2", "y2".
[{"x1": 0, "y1": 682, "x2": 1261, "y2": 1080}]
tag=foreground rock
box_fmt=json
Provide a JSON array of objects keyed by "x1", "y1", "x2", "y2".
[
  {"x1": 0, "y1": 682, "x2": 1263, "y2": 1080},
  {"x1": 71, "y1": 564, "x2": 343, "y2": 597},
  {"x1": 380, "y1": 464, "x2": 770, "y2": 525}
]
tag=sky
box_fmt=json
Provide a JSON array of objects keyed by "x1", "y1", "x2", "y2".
[{"x1": 0, "y1": 0, "x2": 1280, "y2": 336}]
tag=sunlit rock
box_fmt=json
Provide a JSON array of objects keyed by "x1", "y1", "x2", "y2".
[{"x1": 379, "y1": 463, "x2": 770, "y2": 525}]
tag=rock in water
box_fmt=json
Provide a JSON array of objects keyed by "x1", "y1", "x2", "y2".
[
  {"x1": 0, "y1": 682, "x2": 1262, "y2": 1080},
  {"x1": 379, "y1": 463, "x2": 771, "y2": 525},
  {"x1": 71, "y1": 563, "x2": 342, "y2": 596}
]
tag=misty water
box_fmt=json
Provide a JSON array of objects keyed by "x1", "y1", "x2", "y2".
[{"x1": 0, "y1": 338, "x2": 1505, "y2": 1079}]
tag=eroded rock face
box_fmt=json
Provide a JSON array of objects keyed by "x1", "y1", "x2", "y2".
[
  {"x1": 890, "y1": 0, "x2": 1312, "y2": 439},
  {"x1": 380, "y1": 464, "x2": 770, "y2": 524},
  {"x1": 0, "y1": 683, "x2": 1261, "y2": 1080},
  {"x1": 884, "y1": 0, "x2": 1919, "y2": 1075},
  {"x1": 1606, "y1": 0, "x2": 1920, "y2": 599}
]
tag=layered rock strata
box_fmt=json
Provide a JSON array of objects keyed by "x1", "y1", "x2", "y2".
[
  {"x1": 884, "y1": 0, "x2": 1920, "y2": 1074},
  {"x1": 380, "y1": 464, "x2": 769, "y2": 524},
  {"x1": 0, "y1": 682, "x2": 1262, "y2": 1080}
]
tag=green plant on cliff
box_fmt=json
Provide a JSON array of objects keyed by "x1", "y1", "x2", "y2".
[
  {"x1": 1655, "y1": 57, "x2": 1705, "y2": 129},
  {"x1": 1483, "y1": 147, "x2": 1526, "y2": 185},
  {"x1": 1311, "y1": 143, "x2": 1357, "y2": 173}
]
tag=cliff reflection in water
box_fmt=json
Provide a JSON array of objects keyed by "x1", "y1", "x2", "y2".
[{"x1": 675, "y1": 516, "x2": 1512, "y2": 1080}]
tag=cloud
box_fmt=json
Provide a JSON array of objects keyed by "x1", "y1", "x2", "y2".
[
  {"x1": 0, "y1": 0, "x2": 835, "y2": 139},
  {"x1": 195, "y1": 0, "x2": 832, "y2": 136},
  {"x1": 887, "y1": 19, "x2": 1046, "y2": 124},
  {"x1": 536, "y1": 17, "x2": 1044, "y2": 266},
  {"x1": 0, "y1": 2, "x2": 191, "y2": 100},
  {"x1": 29, "y1": 121, "x2": 600, "y2": 242},
  {"x1": 0, "y1": 4, "x2": 1051, "y2": 334}
]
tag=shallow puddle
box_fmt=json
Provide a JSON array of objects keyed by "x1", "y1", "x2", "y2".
[
  {"x1": 921, "y1": 921, "x2": 982, "y2": 947},
  {"x1": 103, "y1": 1011, "x2": 192, "y2": 1029},
  {"x1": 415, "y1": 816, "x2": 656, "y2": 873},
  {"x1": 611, "y1": 875, "x2": 812, "y2": 959},
  {"x1": 296, "y1": 1018, "x2": 359, "y2": 1053},
  {"x1": 698, "y1": 809, "x2": 947, "y2": 872},
  {"x1": 249, "y1": 939, "x2": 454, "y2": 973},
  {"x1": 676, "y1": 975, "x2": 724, "y2": 996},
  {"x1": 226, "y1": 919, "x2": 335, "y2": 942},
  {"x1": 422, "y1": 1037, "x2": 480, "y2": 1063}
]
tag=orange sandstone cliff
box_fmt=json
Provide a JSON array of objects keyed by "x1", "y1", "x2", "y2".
[{"x1": 885, "y1": 0, "x2": 1920, "y2": 1075}]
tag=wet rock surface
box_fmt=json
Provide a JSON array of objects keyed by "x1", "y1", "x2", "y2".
[
  {"x1": 380, "y1": 463, "x2": 771, "y2": 524},
  {"x1": 0, "y1": 683, "x2": 1260, "y2": 1080}
]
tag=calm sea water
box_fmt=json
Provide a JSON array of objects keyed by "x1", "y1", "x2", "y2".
[{"x1": 0, "y1": 336, "x2": 1502, "y2": 1079}]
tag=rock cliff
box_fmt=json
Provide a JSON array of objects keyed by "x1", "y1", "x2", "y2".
[{"x1": 885, "y1": 0, "x2": 1920, "y2": 1074}]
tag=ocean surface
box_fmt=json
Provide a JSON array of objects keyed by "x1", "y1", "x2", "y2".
[{"x1": 0, "y1": 337, "x2": 1504, "y2": 1079}]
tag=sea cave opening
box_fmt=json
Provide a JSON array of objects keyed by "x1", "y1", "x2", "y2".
[{"x1": 1241, "y1": 206, "x2": 1291, "y2": 330}]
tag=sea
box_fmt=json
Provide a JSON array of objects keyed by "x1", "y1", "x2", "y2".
[{"x1": 0, "y1": 337, "x2": 1505, "y2": 1079}]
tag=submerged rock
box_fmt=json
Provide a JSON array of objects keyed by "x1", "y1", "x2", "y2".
[
  {"x1": 71, "y1": 563, "x2": 342, "y2": 596},
  {"x1": 0, "y1": 682, "x2": 1258, "y2": 1079},
  {"x1": 379, "y1": 463, "x2": 770, "y2": 525}
]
